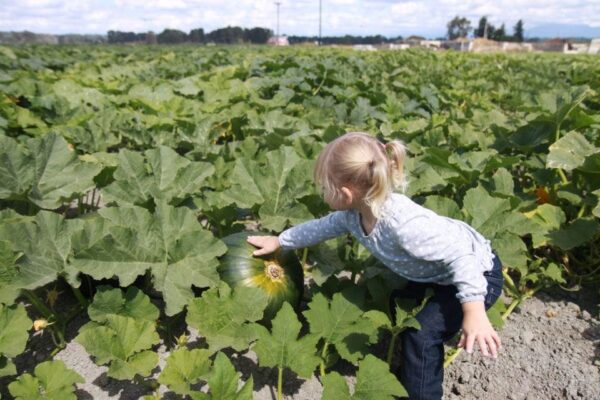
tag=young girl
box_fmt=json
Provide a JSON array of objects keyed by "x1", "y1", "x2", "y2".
[{"x1": 247, "y1": 132, "x2": 504, "y2": 400}]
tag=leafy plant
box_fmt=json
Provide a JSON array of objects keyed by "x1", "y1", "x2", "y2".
[
  {"x1": 75, "y1": 287, "x2": 160, "y2": 380},
  {"x1": 8, "y1": 360, "x2": 84, "y2": 400},
  {"x1": 321, "y1": 354, "x2": 407, "y2": 399},
  {"x1": 186, "y1": 283, "x2": 268, "y2": 353},
  {"x1": 0, "y1": 303, "x2": 31, "y2": 377},
  {"x1": 253, "y1": 302, "x2": 320, "y2": 400}
]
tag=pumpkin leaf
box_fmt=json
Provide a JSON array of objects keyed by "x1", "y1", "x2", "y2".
[
  {"x1": 88, "y1": 286, "x2": 159, "y2": 323},
  {"x1": 0, "y1": 211, "x2": 82, "y2": 291},
  {"x1": 303, "y1": 290, "x2": 378, "y2": 364},
  {"x1": 220, "y1": 146, "x2": 314, "y2": 231},
  {"x1": 102, "y1": 146, "x2": 214, "y2": 207},
  {"x1": 8, "y1": 360, "x2": 84, "y2": 400},
  {"x1": 253, "y1": 302, "x2": 320, "y2": 378},
  {"x1": 75, "y1": 314, "x2": 159, "y2": 380},
  {"x1": 71, "y1": 203, "x2": 226, "y2": 315},
  {"x1": 321, "y1": 354, "x2": 407, "y2": 399},
  {"x1": 546, "y1": 131, "x2": 598, "y2": 171},
  {"x1": 186, "y1": 284, "x2": 269, "y2": 353},
  {"x1": 0, "y1": 133, "x2": 101, "y2": 209},
  {"x1": 158, "y1": 347, "x2": 212, "y2": 396},
  {"x1": 0, "y1": 240, "x2": 20, "y2": 304},
  {"x1": 0, "y1": 304, "x2": 31, "y2": 377},
  {"x1": 190, "y1": 352, "x2": 253, "y2": 400}
]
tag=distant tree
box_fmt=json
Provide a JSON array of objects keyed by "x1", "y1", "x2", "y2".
[
  {"x1": 206, "y1": 26, "x2": 245, "y2": 44},
  {"x1": 244, "y1": 27, "x2": 272, "y2": 44},
  {"x1": 513, "y1": 20, "x2": 524, "y2": 42},
  {"x1": 492, "y1": 23, "x2": 506, "y2": 41},
  {"x1": 447, "y1": 16, "x2": 472, "y2": 40},
  {"x1": 189, "y1": 28, "x2": 204, "y2": 43},
  {"x1": 157, "y1": 29, "x2": 188, "y2": 44},
  {"x1": 107, "y1": 30, "x2": 141, "y2": 43}
]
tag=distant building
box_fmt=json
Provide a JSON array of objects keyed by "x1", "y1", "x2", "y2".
[
  {"x1": 267, "y1": 36, "x2": 289, "y2": 46},
  {"x1": 386, "y1": 43, "x2": 410, "y2": 50},
  {"x1": 589, "y1": 38, "x2": 600, "y2": 54},
  {"x1": 442, "y1": 37, "x2": 470, "y2": 52},
  {"x1": 420, "y1": 40, "x2": 441, "y2": 49},
  {"x1": 532, "y1": 38, "x2": 569, "y2": 53},
  {"x1": 353, "y1": 44, "x2": 376, "y2": 51}
]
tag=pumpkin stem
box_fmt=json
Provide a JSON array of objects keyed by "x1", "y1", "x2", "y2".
[{"x1": 264, "y1": 261, "x2": 284, "y2": 281}]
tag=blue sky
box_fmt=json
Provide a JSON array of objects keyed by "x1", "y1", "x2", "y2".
[{"x1": 1, "y1": 0, "x2": 599, "y2": 38}]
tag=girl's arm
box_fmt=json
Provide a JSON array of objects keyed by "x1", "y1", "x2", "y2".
[{"x1": 247, "y1": 211, "x2": 349, "y2": 256}]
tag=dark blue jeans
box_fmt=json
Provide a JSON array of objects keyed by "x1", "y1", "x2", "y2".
[{"x1": 389, "y1": 251, "x2": 504, "y2": 400}]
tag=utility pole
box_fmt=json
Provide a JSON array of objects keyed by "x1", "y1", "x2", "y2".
[
  {"x1": 319, "y1": 0, "x2": 322, "y2": 46},
  {"x1": 484, "y1": 17, "x2": 489, "y2": 39},
  {"x1": 275, "y1": 2, "x2": 281, "y2": 41}
]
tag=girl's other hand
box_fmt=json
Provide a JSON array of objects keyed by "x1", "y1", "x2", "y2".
[
  {"x1": 458, "y1": 301, "x2": 501, "y2": 358},
  {"x1": 246, "y1": 235, "x2": 280, "y2": 256}
]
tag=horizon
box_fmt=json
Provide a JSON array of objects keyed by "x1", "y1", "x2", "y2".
[{"x1": 1, "y1": 1, "x2": 600, "y2": 39}]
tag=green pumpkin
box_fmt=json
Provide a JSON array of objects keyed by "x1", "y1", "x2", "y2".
[{"x1": 217, "y1": 232, "x2": 304, "y2": 320}]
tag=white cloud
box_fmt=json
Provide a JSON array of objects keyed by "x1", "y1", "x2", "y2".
[{"x1": 0, "y1": 0, "x2": 598, "y2": 37}]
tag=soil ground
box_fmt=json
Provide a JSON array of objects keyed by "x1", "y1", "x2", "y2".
[{"x1": 1, "y1": 287, "x2": 599, "y2": 400}]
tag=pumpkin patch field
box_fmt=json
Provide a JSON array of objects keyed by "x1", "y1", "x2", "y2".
[{"x1": 0, "y1": 45, "x2": 599, "y2": 399}]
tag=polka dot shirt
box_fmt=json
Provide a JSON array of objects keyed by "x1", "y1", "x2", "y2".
[{"x1": 278, "y1": 193, "x2": 495, "y2": 303}]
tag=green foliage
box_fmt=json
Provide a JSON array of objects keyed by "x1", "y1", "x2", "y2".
[
  {"x1": 158, "y1": 347, "x2": 212, "y2": 395},
  {"x1": 303, "y1": 289, "x2": 378, "y2": 364},
  {"x1": 71, "y1": 203, "x2": 227, "y2": 315},
  {"x1": 102, "y1": 146, "x2": 214, "y2": 208},
  {"x1": 0, "y1": 303, "x2": 31, "y2": 377},
  {"x1": 0, "y1": 134, "x2": 101, "y2": 209},
  {"x1": 1, "y1": 45, "x2": 600, "y2": 395},
  {"x1": 190, "y1": 352, "x2": 253, "y2": 400},
  {"x1": 75, "y1": 287, "x2": 160, "y2": 380},
  {"x1": 8, "y1": 360, "x2": 84, "y2": 400},
  {"x1": 186, "y1": 284, "x2": 269, "y2": 353},
  {"x1": 321, "y1": 355, "x2": 407, "y2": 399},
  {"x1": 253, "y1": 302, "x2": 320, "y2": 379},
  {"x1": 220, "y1": 146, "x2": 314, "y2": 231}
]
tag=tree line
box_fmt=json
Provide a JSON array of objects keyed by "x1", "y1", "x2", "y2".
[
  {"x1": 447, "y1": 16, "x2": 525, "y2": 42},
  {"x1": 107, "y1": 26, "x2": 273, "y2": 44}
]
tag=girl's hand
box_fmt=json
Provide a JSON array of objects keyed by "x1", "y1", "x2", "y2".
[
  {"x1": 246, "y1": 235, "x2": 280, "y2": 256},
  {"x1": 458, "y1": 301, "x2": 501, "y2": 358}
]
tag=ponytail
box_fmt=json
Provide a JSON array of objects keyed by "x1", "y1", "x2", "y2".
[{"x1": 384, "y1": 141, "x2": 408, "y2": 192}]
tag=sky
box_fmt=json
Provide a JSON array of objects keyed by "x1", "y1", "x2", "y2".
[{"x1": 1, "y1": 0, "x2": 600, "y2": 38}]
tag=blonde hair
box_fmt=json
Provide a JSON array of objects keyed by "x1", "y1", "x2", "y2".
[{"x1": 314, "y1": 132, "x2": 407, "y2": 218}]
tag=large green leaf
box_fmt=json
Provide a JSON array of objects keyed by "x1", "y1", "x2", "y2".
[
  {"x1": 546, "y1": 131, "x2": 597, "y2": 171},
  {"x1": 158, "y1": 347, "x2": 212, "y2": 396},
  {"x1": 321, "y1": 355, "x2": 407, "y2": 399},
  {"x1": 548, "y1": 218, "x2": 600, "y2": 250},
  {"x1": 71, "y1": 203, "x2": 226, "y2": 315},
  {"x1": 8, "y1": 360, "x2": 84, "y2": 400},
  {"x1": 102, "y1": 146, "x2": 214, "y2": 207},
  {"x1": 0, "y1": 304, "x2": 31, "y2": 377},
  {"x1": 190, "y1": 352, "x2": 253, "y2": 400},
  {"x1": 0, "y1": 134, "x2": 101, "y2": 209},
  {"x1": 220, "y1": 146, "x2": 313, "y2": 231},
  {"x1": 186, "y1": 284, "x2": 269, "y2": 353},
  {"x1": 253, "y1": 302, "x2": 320, "y2": 378},
  {"x1": 0, "y1": 211, "x2": 82, "y2": 291},
  {"x1": 76, "y1": 314, "x2": 159, "y2": 380},
  {"x1": 462, "y1": 185, "x2": 535, "y2": 239},
  {"x1": 0, "y1": 240, "x2": 20, "y2": 304},
  {"x1": 87, "y1": 286, "x2": 159, "y2": 323},
  {"x1": 303, "y1": 290, "x2": 378, "y2": 364}
]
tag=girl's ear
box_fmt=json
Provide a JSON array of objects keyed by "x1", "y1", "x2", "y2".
[{"x1": 340, "y1": 186, "x2": 354, "y2": 206}]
